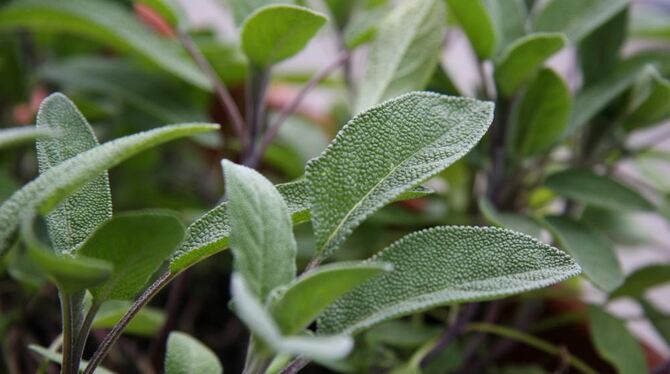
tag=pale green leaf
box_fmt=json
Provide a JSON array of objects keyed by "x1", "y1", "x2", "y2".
[
  {"x1": 354, "y1": 0, "x2": 444, "y2": 113},
  {"x1": 578, "y1": 9, "x2": 628, "y2": 85},
  {"x1": 0, "y1": 0, "x2": 210, "y2": 90},
  {"x1": 445, "y1": 0, "x2": 497, "y2": 59},
  {"x1": 343, "y1": 4, "x2": 389, "y2": 49},
  {"x1": 611, "y1": 265, "x2": 670, "y2": 299},
  {"x1": 228, "y1": 0, "x2": 292, "y2": 26},
  {"x1": 484, "y1": 0, "x2": 527, "y2": 53},
  {"x1": 29, "y1": 345, "x2": 113, "y2": 374},
  {"x1": 308, "y1": 92, "x2": 494, "y2": 260},
  {"x1": 93, "y1": 300, "x2": 165, "y2": 337},
  {"x1": 533, "y1": 0, "x2": 629, "y2": 42},
  {"x1": 588, "y1": 305, "x2": 647, "y2": 374},
  {"x1": 0, "y1": 126, "x2": 50, "y2": 150},
  {"x1": 478, "y1": 198, "x2": 543, "y2": 238},
  {"x1": 165, "y1": 331, "x2": 223, "y2": 374},
  {"x1": 624, "y1": 67, "x2": 670, "y2": 130},
  {"x1": 318, "y1": 226, "x2": 580, "y2": 334},
  {"x1": 543, "y1": 216, "x2": 623, "y2": 292},
  {"x1": 240, "y1": 5, "x2": 327, "y2": 67}
]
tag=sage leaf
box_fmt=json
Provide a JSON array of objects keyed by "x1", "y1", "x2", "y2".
[
  {"x1": 588, "y1": 305, "x2": 647, "y2": 374},
  {"x1": 342, "y1": 3, "x2": 389, "y2": 49},
  {"x1": 270, "y1": 262, "x2": 392, "y2": 335},
  {"x1": 545, "y1": 169, "x2": 654, "y2": 212},
  {"x1": 485, "y1": 0, "x2": 527, "y2": 53},
  {"x1": 29, "y1": 345, "x2": 113, "y2": 374},
  {"x1": 445, "y1": 0, "x2": 497, "y2": 59},
  {"x1": 165, "y1": 331, "x2": 223, "y2": 374},
  {"x1": 542, "y1": 216, "x2": 623, "y2": 292},
  {"x1": 611, "y1": 264, "x2": 670, "y2": 299},
  {"x1": 318, "y1": 226, "x2": 580, "y2": 334},
  {"x1": 93, "y1": 301, "x2": 165, "y2": 337},
  {"x1": 36, "y1": 93, "x2": 112, "y2": 254},
  {"x1": 495, "y1": 34, "x2": 567, "y2": 98},
  {"x1": 0, "y1": 126, "x2": 50, "y2": 150},
  {"x1": 79, "y1": 212, "x2": 184, "y2": 302},
  {"x1": 624, "y1": 67, "x2": 670, "y2": 130},
  {"x1": 0, "y1": 122, "x2": 218, "y2": 256},
  {"x1": 229, "y1": 0, "x2": 292, "y2": 26},
  {"x1": 533, "y1": 0, "x2": 629, "y2": 42},
  {"x1": 578, "y1": 9, "x2": 628, "y2": 85},
  {"x1": 27, "y1": 247, "x2": 112, "y2": 294},
  {"x1": 478, "y1": 198, "x2": 543, "y2": 238},
  {"x1": 640, "y1": 300, "x2": 670, "y2": 346},
  {"x1": 240, "y1": 5, "x2": 327, "y2": 67},
  {"x1": 354, "y1": 0, "x2": 444, "y2": 113},
  {"x1": 308, "y1": 92, "x2": 494, "y2": 260}
]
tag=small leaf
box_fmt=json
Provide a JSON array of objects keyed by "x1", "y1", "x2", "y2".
[
  {"x1": 229, "y1": 0, "x2": 292, "y2": 26},
  {"x1": 78, "y1": 212, "x2": 184, "y2": 301},
  {"x1": 270, "y1": 262, "x2": 391, "y2": 335},
  {"x1": 318, "y1": 226, "x2": 580, "y2": 334},
  {"x1": 308, "y1": 92, "x2": 494, "y2": 260},
  {"x1": 29, "y1": 345, "x2": 113, "y2": 374},
  {"x1": 165, "y1": 331, "x2": 223, "y2": 374},
  {"x1": 478, "y1": 198, "x2": 543, "y2": 238},
  {"x1": 545, "y1": 169, "x2": 654, "y2": 212},
  {"x1": 611, "y1": 264, "x2": 670, "y2": 299},
  {"x1": 223, "y1": 160, "x2": 297, "y2": 299},
  {"x1": 484, "y1": 0, "x2": 527, "y2": 53},
  {"x1": 578, "y1": 9, "x2": 628, "y2": 85},
  {"x1": 445, "y1": 0, "x2": 497, "y2": 59},
  {"x1": 495, "y1": 34, "x2": 567, "y2": 98},
  {"x1": 588, "y1": 305, "x2": 648, "y2": 374},
  {"x1": 542, "y1": 216, "x2": 623, "y2": 292},
  {"x1": 240, "y1": 5, "x2": 327, "y2": 67},
  {"x1": 533, "y1": 0, "x2": 629, "y2": 42},
  {"x1": 0, "y1": 126, "x2": 50, "y2": 150},
  {"x1": 93, "y1": 300, "x2": 165, "y2": 337},
  {"x1": 624, "y1": 67, "x2": 670, "y2": 130}
]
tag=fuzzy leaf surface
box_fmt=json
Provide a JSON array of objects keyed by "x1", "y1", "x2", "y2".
[
  {"x1": 165, "y1": 331, "x2": 223, "y2": 374},
  {"x1": 0, "y1": 126, "x2": 50, "y2": 150},
  {"x1": 533, "y1": 0, "x2": 629, "y2": 42},
  {"x1": 588, "y1": 306, "x2": 647, "y2": 374}
]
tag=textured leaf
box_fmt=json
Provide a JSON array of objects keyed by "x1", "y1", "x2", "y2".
[
  {"x1": 270, "y1": 262, "x2": 391, "y2": 335},
  {"x1": 495, "y1": 34, "x2": 567, "y2": 98},
  {"x1": 0, "y1": 122, "x2": 218, "y2": 256},
  {"x1": 93, "y1": 301, "x2": 165, "y2": 337},
  {"x1": 78, "y1": 212, "x2": 184, "y2": 301},
  {"x1": 624, "y1": 67, "x2": 670, "y2": 130},
  {"x1": 446, "y1": 0, "x2": 497, "y2": 59},
  {"x1": 611, "y1": 265, "x2": 670, "y2": 299},
  {"x1": 485, "y1": 0, "x2": 527, "y2": 53},
  {"x1": 578, "y1": 9, "x2": 628, "y2": 85},
  {"x1": 240, "y1": 5, "x2": 326, "y2": 67},
  {"x1": 545, "y1": 169, "x2": 654, "y2": 212},
  {"x1": 354, "y1": 0, "x2": 444, "y2": 113},
  {"x1": 0, "y1": 126, "x2": 50, "y2": 150},
  {"x1": 308, "y1": 92, "x2": 494, "y2": 260},
  {"x1": 36, "y1": 93, "x2": 112, "y2": 255},
  {"x1": 479, "y1": 198, "x2": 543, "y2": 238},
  {"x1": 318, "y1": 226, "x2": 580, "y2": 334},
  {"x1": 509, "y1": 68, "x2": 571, "y2": 156},
  {"x1": 533, "y1": 0, "x2": 629, "y2": 42},
  {"x1": 228, "y1": 0, "x2": 292, "y2": 25},
  {"x1": 29, "y1": 345, "x2": 113, "y2": 374},
  {"x1": 165, "y1": 331, "x2": 223, "y2": 374},
  {"x1": 231, "y1": 274, "x2": 353, "y2": 361},
  {"x1": 0, "y1": 0, "x2": 210, "y2": 90},
  {"x1": 588, "y1": 306, "x2": 647, "y2": 374},
  {"x1": 543, "y1": 216, "x2": 623, "y2": 292}
]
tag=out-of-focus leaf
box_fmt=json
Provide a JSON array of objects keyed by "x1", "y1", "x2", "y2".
[
  {"x1": 93, "y1": 300, "x2": 166, "y2": 337},
  {"x1": 630, "y1": 6, "x2": 670, "y2": 41},
  {"x1": 165, "y1": 331, "x2": 223, "y2": 374},
  {"x1": 588, "y1": 305, "x2": 647, "y2": 374},
  {"x1": 479, "y1": 198, "x2": 543, "y2": 238},
  {"x1": 427, "y1": 66, "x2": 462, "y2": 96},
  {"x1": 0, "y1": 126, "x2": 50, "y2": 150},
  {"x1": 640, "y1": 299, "x2": 670, "y2": 346},
  {"x1": 28, "y1": 345, "x2": 113, "y2": 374},
  {"x1": 446, "y1": 0, "x2": 497, "y2": 59},
  {"x1": 624, "y1": 67, "x2": 670, "y2": 130},
  {"x1": 581, "y1": 207, "x2": 647, "y2": 246},
  {"x1": 578, "y1": 9, "x2": 628, "y2": 85},
  {"x1": 228, "y1": 0, "x2": 293, "y2": 26},
  {"x1": 366, "y1": 320, "x2": 440, "y2": 349},
  {"x1": 611, "y1": 265, "x2": 670, "y2": 299},
  {"x1": 485, "y1": 0, "x2": 527, "y2": 53},
  {"x1": 343, "y1": 4, "x2": 389, "y2": 49},
  {"x1": 533, "y1": 0, "x2": 629, "y2": 42}
]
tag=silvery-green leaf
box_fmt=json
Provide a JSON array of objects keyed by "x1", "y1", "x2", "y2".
[
  {"x1": 445, "y1": 0, "x2": 497, "y2": 59},
  {"x1": 0, "y1": 126, "x2": 50, "y2": 150},
  {"x1": 588, "y1": 306, "x2": 647, "y2": 374},
  {"x1": 165, "y1": 331, "x2": 223, "y2": 374},
  {"x1": 533, "y1": 0, "x2": 629, "y2": 42}
]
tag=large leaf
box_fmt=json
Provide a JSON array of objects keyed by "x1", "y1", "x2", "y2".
[
  {"x1": 318, "y1": 226, "x2": 580, "y2": 334},
  {"x1": 542, "y1": 216, "x2": 623, "y2": 292},
  {"x1": 93, "y1": 301, "x2": 165, "y2": 337},
  {"x1": 545, "y1": 169, "x2": 654, "y2": 212},
  {"x1": 588, "y1": 306, "x2": 647, "y2": 374},
  {"x1": 308, "y1": 92, "x2": 494, "y2": 260},
  {"x1": 353, "y1": 0, "x2": 444, "y2": 113},
  {"x1": 240, "y1": 5, "x2": 326, "y2": 67},
  {"x1": 269, "y1": 262, "x2": 391, "y2": 335},
  {"x1": 224, "y1": 160, "x2": 297, "y2": 299},
  {"x1": 484, "y1": 0, "x2": 527, "y2": 53},
  {"x1": 78, "y1": 212, "x2": 184, "y2": 301},
  {"x1": 611, "y1": 264, "x2": 670, "y2": 299},
  {"x1": 165, "y1": 331, "x2": 223, "y2": 374},
  {"x1": 578, "y1": 9, "x2": 628, "y2": 85},
  {"x1": 0, "y1": 126, "x2": 50, "y2": 150},
  {"x1": 495, "y1": 34, "x2": 567, "y2": 98},
  {"x1": 0, "y1": 122, "x2": 218, "y2": 256},
  {"x1": 533, "y1": 0, "x2": 629, "y2": 42},
  {"x1": 0, "y1": 0, "x2": 210, "y2": 90},
  {"x1": 446, "y1": 0, "x2": 497, "y2": 59},
  {"x1": 36, "y1": 93, "x2": 112, "y2": 255}
]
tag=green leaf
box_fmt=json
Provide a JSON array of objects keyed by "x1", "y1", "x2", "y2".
[
  {"x1": 224, "y1": 161, "x2": 297, "y2": 300},
  {"x1": 270, "y1": 262, "x2": 391, "y2": 335},
  {"x1": 354, "y1": 0, "x2": 444, "y2": 113},
  {"x1": 484, "y1": 0, "x2": 527, "y2": 53},
  {"x1": 228, "y1": 0, "x2": 293, "y2": 26},
  {"x1": 542, "y1": 216, "x2": 623, "y2": 292},
  {"x1": 29, "y1": 345, "x2": 113, "y2": 374},
  {"x1": 478, "y1": 198, "x2": 543, "y2": 238},
  {"x1": 611, "y1": 265, "x2": 670, "y2": 299},
  {"x1": 0, "y1": 126, "x2": 50, "y2": 150},
  {"x1": 318, "y1": 226, "x2": 580, "y2": 334},
  {"x1": 342, "y1": 4, "x2": 389, "y2": 49},
  {"x1": 495, "y1": 34, "x2": 567, "y2": 98},
  {"x1": 231, "y1": 274, "x2": 353, "y2": 361},
  {"x1": 578, "y1": 9, "x2": 628, "y2": 85},
  {"x1": 36, "y1": 93, "x2": 112, "y2": 255},
  {"x1": 78, "y1": 212, "x2": 184, "y2": 301},
  {"x1": 240, "y1": 5, "x2": 327, "y2": 67},
  {"x1": 509, "y1": 68, "x2": 571, "y2": 156},
  {"x1": 0, "y1": 0, "x2": 210, "y2": 90},
  {"x1": 308, "y1": 92, "x2": 494, "y2": 260},
  {"x1": 624, "y1": 67, "x2": 670, "y2": 130},
  {"x1": 445, "y1": 0, "x2": 497, "y2": 59},
  {"x1": 545, "y1": 169, "x2": 654, "y2": 212},
  {"x1": 93, "y1": 300, "x2": 165, "y2": 337},
  {"x1": 0, "y1": 122, "x2": 218, "y2": 256},
  {"x1": 640, "y1": 299, "x2": 670, "y2": 346},
  {"x1": 588, "y1": 305, "x2": 647, "y2": 374},
  {"x1": 165, "y1": 331, "x2": 223, "y2": 374},
  {"x1": 533, "y1": 0, "x2": 629, "y2": 42}
]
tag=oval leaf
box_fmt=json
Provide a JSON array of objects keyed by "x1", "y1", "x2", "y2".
[
  {"x1": 611, "y1": 264, "x2": 670, "y2": 299},
  {"x1": 446, "y1": 0, "x2": 497, "y2": 59},
  {"x1": 588, "y1": 306, "x2": 648, "y2": 374},
  {"x1": 165, "y1": 332, "x2": 223, "y2": 374},
  {"x1": 533, "y1": 0, "x2": 629, "y2": 42}
]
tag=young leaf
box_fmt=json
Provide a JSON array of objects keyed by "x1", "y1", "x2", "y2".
[
  {"x1": 588, "y1": 306, "x2": 648, "y2": 374},
  {"x1": 78, "y1": 212, "x2": 184, "y2": 301},
  {"x1": 270, "y1": 262, "x2": 391, "y2": 335},
  {"x1": 0, "y1": 122, "x2": 218, "y2": 256},
  {"x1": 542, "y1": 216, "x2": 624, "y2": 293},
  {"x1": 165, "y1": 331, "x2": 223, "y2": 374},
  {"x1": 611, "y1": 264, "x2": 670, "y2": 299},
  {"x1": 229, "y1": 0, "x2": 292, "y2": 26},
  {"x1": 0, "y1": 0, "x2": 210, "y2": 90},
  {"x1": 509, "y1": 68, "x2": 571, "y2": 156},
  {"x1": 0, "y1": 126, "x2": 51, "y2": 150},
  {"x1": 484, "y1": 0, "x2": 527, "y2": 53},
  {"x1": 240, "y1": 5, "x2": 327, "y2": 67},
  {"x1": 578, "y1": 9, "x2": 628, "y2": 85},
  {"x1": 354, "y1": 0, "x2": 444, "y2": 113},
  {"x1": 27, "y1": 246, "x2": 112, "y2": 294},
  {"x1": 36, "y1": 93, "x2": 112, "y2": 254},
  {"x1": 308, "y1": 92, "x2": 494, "y2": 260},
  {"x1": 495, "y1": 34, "x2": 567, "y2": 98},
  {"x1": 318, "y1": 226, "x2": 580, "y2": 334},
  {"x1": 545, "y1": 169, "x2": 654, "y2": 212},
  {"x1": 445, "y1": 0, "x2": 497, "y2": 59},
  {"x1": 223, "y1": 160, "x2": 297, "y2": 299},
  {"x1": 93, "y1": 301, "x2": 165, "y2": 337},
  {"x1": 29, "y1": 345, "x2": 114, "y2": 374},
  {"x1": 533, "y1": 0, "x2": 629, "y2": 42},
  {"x1": 478, "y1": 198, "x2": 543, "y2": 238},
  {"x1": 624, "y1": 67, "x2": 670, "y2": 130}
]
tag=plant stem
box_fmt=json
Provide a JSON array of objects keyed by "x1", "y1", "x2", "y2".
[
  {"x1": 420, "y1": 303, "x2": 479, "y2": 368},
  {"x1": 59, "y1": 291, "x2": 75, "y2": 374},
  {"x1": 70, "y1": 299, "x2": 102, "y2": 373},
  {"x1": 280, "y1": 357, "x2": 309, "y2": 374},
  {"x1": 244, "y1": 66, "x2": 271, "y2": 164},
  {"x1": 486, "y1": 95, "x2": 511, "y2": 206}
]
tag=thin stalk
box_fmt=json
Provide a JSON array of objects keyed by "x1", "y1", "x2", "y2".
[
  {"x1": 59, "y1": 291, "x2": 76, "y2": 374},
  {"x1": 280, "y1": 357, "x2": 309, "y2": 374},
  {"x1": 244, "y1": 65, "x2": 271, "y2": 164},
  {"x1": 420, "y1": 303, "x2": 479, "y2": 368},
  {"x1": 71, "y1": 299, "x2": 102, "y2": 373}
]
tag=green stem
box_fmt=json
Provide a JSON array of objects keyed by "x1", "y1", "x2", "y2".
[
  {"x1": 71, "y1": 299, "x2": 102, "y2": 372},
  {"x1": 59, "y1": 291, "x2": 76, "y2": 374}
]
